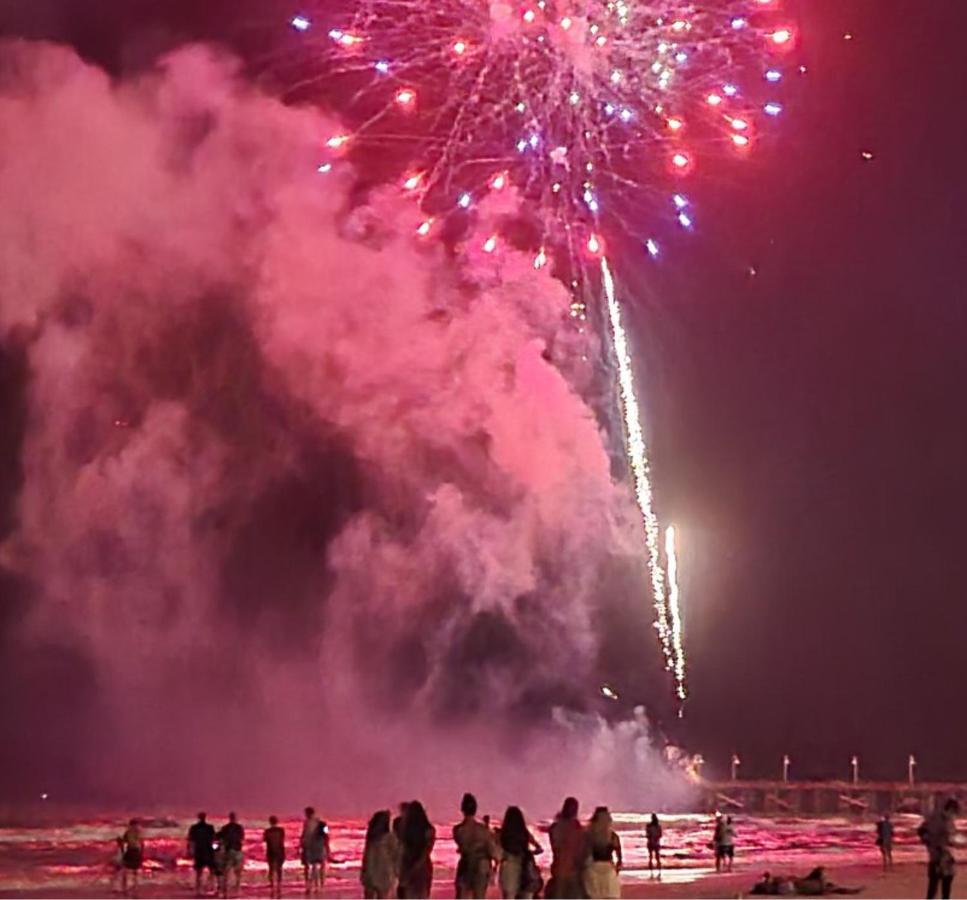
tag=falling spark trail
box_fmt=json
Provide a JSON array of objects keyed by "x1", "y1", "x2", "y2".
[
  {"x1": 665, "y1": 524, "x2": 687, "y2": 700},
  {"x1": 601, "y1": 257, "x2": 677, "y2": 684}
]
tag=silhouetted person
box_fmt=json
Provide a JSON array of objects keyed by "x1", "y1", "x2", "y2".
[
  {"x1": 454, "y1": 793, "x2": 497, "y2": 899},
  {"x1": 646, "y1": 813, "x2": 663, "y2": 876},
  {"x1": 876, "y1": 813, "x2": 894, "y2": 870},
  {"x1": 398, "y1": 800, "x2": 435, "y2": 898},
  {"x1": 583, "y1": 806, "x2": 621, "y2": 899},
  {"x1": 712, "y1": 814, "x2": 726, "y2": 873},
  {"x1": 547, "y1": 797, "x2": 585, "y2": 899},
  {"x1": 720, "y1": 815, "x2": 736, "y2": 873},
  {"x1": 187, "y1": 812, "x2": 217, "y2": 897},
  {"x1": 918, "y1": 798, "x2": 959, "y2": 899},
  {"x1": 263, "y1": 816, "x2": 286, "y2": 899},
  {"x1": 498, "y1": 806, "x2": 543, "y2": 900},
  {"x1": 218, "y1": 812, "x2": 244, "y2": 896},
  {"x1": 392, "y1": 803, "x2": 411, "y2": 900},
  {"x1": 300, "y1": 807, "x2": 330, "y2": 896},
  {"x1": 120, "y1": 818, "x2": 144, "y2": 898},
  {"x1": 362, "y1": 809, "x2": 400, "y2": 899}
]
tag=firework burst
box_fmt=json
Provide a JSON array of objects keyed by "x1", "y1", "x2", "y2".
[{"x1": 289, "y1": 0, "x2": 797, "y2": 704}]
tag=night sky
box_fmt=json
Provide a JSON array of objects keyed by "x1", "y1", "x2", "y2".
[{"x1": 1, "y1": 0, "x2": 965, "y2": 789}]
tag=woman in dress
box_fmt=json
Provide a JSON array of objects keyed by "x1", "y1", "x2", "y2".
[
  {"x1": 362, "y1": 809, "x2": 400, "y2": 899},
  {"x1": 398, "y1": 801, "x2": 435, "y2": 899},
  {"x1": 583, "y1": 807, "x2": 622, "y2": 900},
  {"x1": 498, "y1": 806, "x2": 543, "y2": 900}
]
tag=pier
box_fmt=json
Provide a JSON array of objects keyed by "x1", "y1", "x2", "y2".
[{"x1": 696, "y1": 780, "x2": 967, "y2": 816}]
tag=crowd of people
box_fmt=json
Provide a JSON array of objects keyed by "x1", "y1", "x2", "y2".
[
  {"x1": 108, "y1": 794, "x2": 962, "y2": 900},
  {"x1": 110, "y1": 794, "x2": 630, "y2": 899}
]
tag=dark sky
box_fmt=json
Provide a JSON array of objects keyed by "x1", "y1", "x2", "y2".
[{"x1": 1, "y1": 0, "x2": 965, "y2": 786}]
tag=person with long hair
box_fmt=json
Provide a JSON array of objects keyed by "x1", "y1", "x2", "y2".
[
  {"x1": 547, "y1": 797, "x2": 586, "y2": 899},
  {"x1": 398, "y1": 801, "x2": 436, "y2": 898},
  {"x1": 498, "y1": 806, "x2": 544, "y2": 900},
  {"x1": 362, "y1": 809, "x2": 400, "y2": 899},
  {"x1": 583, "y1": 807, "x2": 622, "y2": 899}
]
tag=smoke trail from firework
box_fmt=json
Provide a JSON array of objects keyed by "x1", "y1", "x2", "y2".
[{"x1": 665, "y1": 523, "x2": 686, "y2": 701}]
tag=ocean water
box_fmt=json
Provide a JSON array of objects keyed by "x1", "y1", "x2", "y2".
[{"x1": 0, "y1": 810, "x2": 932, "y2": 897}]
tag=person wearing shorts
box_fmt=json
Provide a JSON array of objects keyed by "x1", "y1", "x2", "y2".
[
  {"x1": 188, "y1": 812, "x2": 217, "y2": 897},
  {"x1": 121, "y1": 818, "x2": 144, "y2": 898},
  {"x1": 264, "y1": 816, "x2": 286, "y2": 899},
  {"x1": 218, "y1": 812, "x2": 245, "y2": 896}
]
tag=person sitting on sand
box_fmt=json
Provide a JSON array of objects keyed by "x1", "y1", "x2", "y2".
[
  {"x1": 793, "y1": 866, "x2": 863, "y2": 896},
  {"x1": 750, "y1": 871, "x2": 794, "y2": 895}
]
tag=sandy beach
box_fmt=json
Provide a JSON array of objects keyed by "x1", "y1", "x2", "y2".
[
  {"x1": 0, "y1": 860, "x2": 953, "y2": 899},
  {"x1": 0, "y1": 808, "x2": 957, "y2": 899}
]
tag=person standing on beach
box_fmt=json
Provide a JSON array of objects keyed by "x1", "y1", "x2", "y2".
[
  {"x1": 454, "y1": 792, "x2": 498, "y2": 899},
  {"x1": 645, "y1": 814, "x2": 663, "y2": 876},
  {"x1": 217, "y1": 812, "x2": 245, "y2": 896},
  {"x1": 392, "y1": 803, "x2": 411, "y2": 899},
  {"x1": 876, "y1": 813, "x2": 894, "y2": 870},
  {"x1": 120, "y1": 818, "x2": 145, "y2": 898},
  {"x1": 498, "y1": 806, "x2": 543, "y2": 900},
  {"x1": 583, "y1": 806, "x2": 622, "y2": 899},
  {"x1": 187, "y1": 812, "x2": 217, "y2": 897},
  {"x1": 547, "y1": 796, "x2": 586, "y2": 898},
  {"x1": 263, "y1": 816, "x2": 286, "y2": 899},
  {"x1": 398, "y1": 801, "x2": 435, "y2": 898},
  {"x1": 362, "y1": 809, "x2": 400, "y2": 899},
  {"x1": 720, "y1": 816, "x2": 736, "y2": 873},
  {"x1": 918, "y1": 798, "x2": 960, "y2": 900},
  {"x1": 300, "y1": 807, "x2": 330, "y2": 896},
  {"x1": 712, "y1": 815, "x2": 726, "y2": 873}
]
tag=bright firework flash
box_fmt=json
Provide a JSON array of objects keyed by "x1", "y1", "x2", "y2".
[
  {"x1": 288, "y1": 0, "x2": 797, "y2": 702},
  {"x1": 602, "y1": 256, "x2": 676, "y2": 695},
  {"x1": 665, "y1": 524, "x2": 686, "y2": 702}
]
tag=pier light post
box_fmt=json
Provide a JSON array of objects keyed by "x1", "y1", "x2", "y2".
[
  {"x1": 782, "y1": 754, "x2": 791, "y2": 783},
  {"x1": 908, "y1": 754, "x2": 917, "y2": 786},
  {"x1": 851, "y1": 755, "x2": 859, "y2": 785},
  {"x1": 731, "y1": 753, "x2": 741, "y2": 782},
  {"x1": 694, "y1": 754, "x2": 705, "y2": 780}
]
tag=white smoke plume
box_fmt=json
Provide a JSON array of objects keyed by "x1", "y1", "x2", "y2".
[{"x1": 0, "y1": 40, "x2": 692, "y2": 814}]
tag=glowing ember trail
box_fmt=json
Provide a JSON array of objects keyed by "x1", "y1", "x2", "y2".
[
  {"x1": 665, "y1": 523, "x2": 686, "y2": 701},
  {"x1": 601, "y1": 257, "x2": 676, "y2": 687}
]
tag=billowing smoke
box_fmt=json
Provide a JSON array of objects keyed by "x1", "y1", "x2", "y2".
[{"x1": 0, "y1": 41, "x2": 690, "y2": 814}]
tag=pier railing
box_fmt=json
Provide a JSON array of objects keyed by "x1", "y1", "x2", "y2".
[{"x1": 695, "y1": 780, "x2": 967, "y2": 815}]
